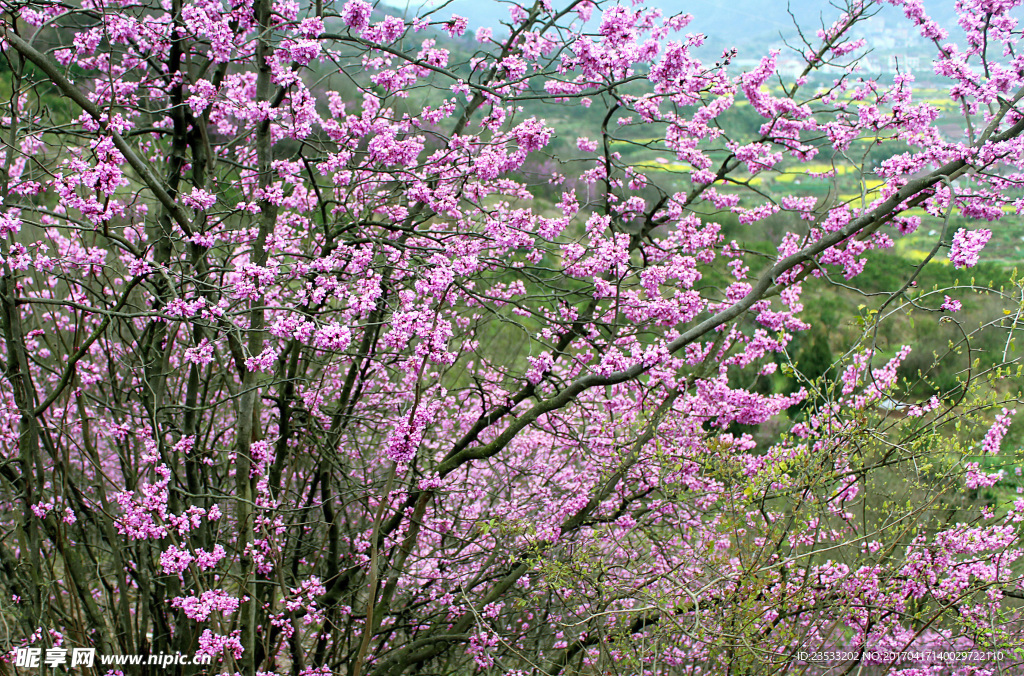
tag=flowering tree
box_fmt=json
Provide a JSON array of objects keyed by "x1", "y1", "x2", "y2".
[{"x1": 2, "y1": 0, "x2": 1024, "y2": 673}]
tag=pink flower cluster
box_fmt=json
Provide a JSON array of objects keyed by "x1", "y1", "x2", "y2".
[
  {"x1": 949, "y1": 227, "x2": 992, "y2": 268},
  {"x1": 171, "y1": 590, "x2": 241, "y2": 621},
  {"x1": 982, "y1": 408, "x2": 1016, "y2": 455}
]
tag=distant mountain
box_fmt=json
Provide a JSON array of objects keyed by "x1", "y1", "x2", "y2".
[{"x1": 380, "y1": 0, "x2": 962, "y2": 53}]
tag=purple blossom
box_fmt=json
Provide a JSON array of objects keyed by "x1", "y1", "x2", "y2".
[
  {"x1": 982, "y1": 408, "x2": 1016, "y2": 455},
  {"x1": 949, "y1": 227, "x2": 992, "y2": 269},
  {"x1": 341, "y1": 0, "x2": 371, "y2": 30}
]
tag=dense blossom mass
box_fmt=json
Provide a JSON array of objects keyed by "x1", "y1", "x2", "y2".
[{"x1": 1, "y1": 0, "x2": 1024, "y2": 674}]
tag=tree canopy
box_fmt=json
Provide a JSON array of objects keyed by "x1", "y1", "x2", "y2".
[{"x1": 2, "y1": 0, "x2": 1024, "y2": 674}]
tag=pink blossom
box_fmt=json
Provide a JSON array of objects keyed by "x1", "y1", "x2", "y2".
[
  {"x1": 171, "y1": 590, "x2": 241, "y2": 621},
  {"x1": 982, "y1": 408, "x2": 1016, "y2": 455},
  {"x1": 160, "y1": 545, "x2": 194, "y2": 575},
  {"x1": 341, "y1": 0, "x2": 371, "y2": 30},
  {"x1": 443, "y1": 15, "x2": 467, "y2": 37},
  {"x1": 196, "y1": 630, "x2": 244, "y2": 661},
  {"x1": 181, "y1": 187, "x2": 217, "y2": 211},
  {"x1": 940, "y1": 295, "x2": 962, "y2": 312},
  {"x1": 949, "y1": 227, "x2": 992, "y2": 268}
]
